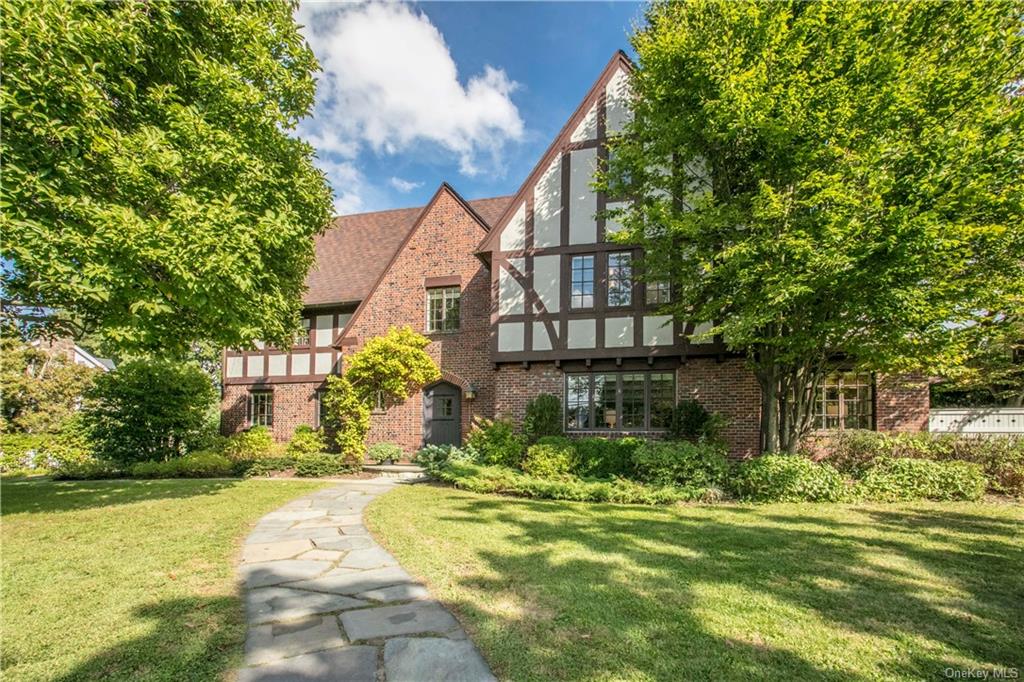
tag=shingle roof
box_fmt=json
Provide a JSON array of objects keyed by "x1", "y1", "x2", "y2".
[{"x1": 304, "y1": 194, "x2": 513, "y2": 306}]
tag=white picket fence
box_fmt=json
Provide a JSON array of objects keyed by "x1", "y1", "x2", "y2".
[{"x1": 929, "y1": 407, "x2": 1024, "y2": 435}]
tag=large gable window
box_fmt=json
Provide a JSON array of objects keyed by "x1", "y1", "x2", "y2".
[
  {"x1": 248, "y1": 391, "x2": 274, "y2": 427},
  {"x1": 565, "y1": 371, "x2": 675, "y2": 431},
  {"x1": 426, "y1": 286, "x2": 460, "y2": 332},
  {"x1": 570, "y1": 255, "x2": 595, "y2": 309},
  {"x1": 607, "y1": 252, "x2": 633, "y2": 307},
  {"x1": 814, "y1": 373, "x2": 873, "y2": 430}
]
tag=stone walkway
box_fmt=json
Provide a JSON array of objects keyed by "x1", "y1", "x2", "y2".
[{"x1": 237, "y1": 478, "x2": 495, "y2": 682}]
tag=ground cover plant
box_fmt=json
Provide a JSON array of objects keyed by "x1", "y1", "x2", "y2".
[
  {"x1": 1, "y1": 478, "x2": 328, "y2": 681},
  {"x1": 367, "y1": 484, "x2": 1024, "y2": 682}
]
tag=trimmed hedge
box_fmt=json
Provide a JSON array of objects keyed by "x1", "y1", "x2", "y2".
[
  {"x1": 130, "y1": 452, "x2": 233, "y2": 478},
  {"x1": 732, "y1": 456, "x2": 848, "y2": 502},
  {"x1": 435, "y1": 461, "x2": 705, "y2": 505},
  {"x1": 574, "y1": 437, "x2": 641, "y2": 479},
  {"x1": 521, "y1": 438, "x2": 576, "y2": 478},
  {"x1": 223, "y1": 426, "x2": 276, "y2": 460},
  {"x1": 286, "y1": 426, "x2": 326, "y2": 457},
  {"x1": 467, "y1": 418, "x2": 526, "y2": 467}
]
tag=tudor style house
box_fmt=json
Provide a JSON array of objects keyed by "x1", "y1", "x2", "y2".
[{"x1": 221, "y1": 52, "x2": 930, "y2": 457}]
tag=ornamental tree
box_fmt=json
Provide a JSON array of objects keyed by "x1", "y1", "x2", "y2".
[
  {"x1": 1, "y1": 0, "x2": 332, "y2": 354},
  {"x1": 601, "y1": 0, "x2": 1024, "y2": 452}
]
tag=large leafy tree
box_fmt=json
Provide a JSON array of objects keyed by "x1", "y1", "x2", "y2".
[
  {"x1": 1, "y1": 0, "x2": 332, "y2": 354},
  {"x1": 602, "y1": 0, "x2": 1024, "y2": 452}
]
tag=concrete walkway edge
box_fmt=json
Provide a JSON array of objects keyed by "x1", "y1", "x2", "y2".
[{"x1": 236, "y1": 478, "x2": 495, "y2": 682}]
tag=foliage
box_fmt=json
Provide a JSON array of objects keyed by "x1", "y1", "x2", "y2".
[
  {"x1": 0, "y1": 336, "x2": 99, "y2": 433},
  {"x1": 285, "y1": 425, "x2": 326, "y2": 457},
  {"x1": 232, "y1": 456, "x2": 296, "y2": 478},
  {"x1": 667, "y1": 400, "x2": 727, "y2": 443},
  {"x1": 222, "y1": 425, "x2": 275, "y2": 461},
  {"x1": 435, "y1": 461, "x2": 703, "y2": 505},
  {"x1": 129, "y1": 451, "x2": 233, "y2": 479},
  {"x1": 367, "y1": 442, "x2": 402, "y2": 464},
  {"x1": 51, "y1": 459, "x2": 123, "y2": 480},
  {"x1": 82, "y1": 359, "x2": 217, "y2": 465},
  {"x1": 573, "y1": 437, "x2": 644, "y2": 479},
  {"x1": 602, "y1": 1, "x2": 1024, "y2": 452},
  {"x1": 412, "y1": 443, "x2": 480, "y2": 473},
  {"x1": 467, "y1": 417, "x2": 526, "y2": 468},
  {"x1": 731, "y1": 456, "x2": 848, "y2": 503},
  {"x1": 321, "y1": 375, "x2": 371, "y2": 464},
  {"x1": 931, "y1": 315, "x2": 1024, "y2": 407},
  {"x1": 0, "y1": 433, "x2": 56, "y2": 473},
  {"x1": 806, "y1": 429, "x2": 1024, "y2": 496},
  {"x1": 630, "y1": 440, "x2": 729, "y2": 487},
  {"x1": 344, "y1": 327, "x2": 441, "y2": 409},
  {"x1": 0, "y1": 0, "x2": 332, "y2": 353},
  {"x1": 292, "y1": 454, "x2": 360, "y2": 478},
  {"x1": 521, "y1": 438, "x2": 577, "y2": 479},
  {"x1": 522, "y1": 394, "x2": 564, "y2": 443},
  {"x1": 855, "y1": 457, "x2": 986, "y2": 502}
]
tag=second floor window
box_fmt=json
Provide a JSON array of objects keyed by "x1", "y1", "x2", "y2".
[
  {"x1": 646, "y1": 281, "x2": 671, "y2": 306},
  {"x1": 294, "y1": 317, "x2": 311, "y2": 347},
  {"x1": 248, "y1": 391, "x2": 273, "y2": 427},
  {"x1": 570, "y1": 255, "x2": 595, "y2": 308},
  {"x1": 427, "y1": 286, "x2": 460, "y2": 332},
  {"x1": 607, "y1": 252, "x2": 633, "y2": 307}
]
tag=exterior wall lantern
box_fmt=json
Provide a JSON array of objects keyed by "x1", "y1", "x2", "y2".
[{"x1": 464, "y1": 383, "x2": 478, "y2": 401}]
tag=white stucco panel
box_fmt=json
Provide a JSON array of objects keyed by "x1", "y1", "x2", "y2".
[
  {"x1": 533, "y1": 254, "x2": 560, "y2": 314},
  {"x1": 498, "y1": 259, "x2": 526, "y2": 315},
  {"x1": 643, "y1": 315, "x2": 675, "y2": 346},
  {"x1": 226, "y1": 356, "x2": 243, "y2": 378},
  {"x1": 291, "y1": 353, "x2": 310, "y2": 376},
  {"x1": 690, "y1": 321, "x2": 715, "y2": 344},
  {"x1": 268, "y1": 355, "x2": 287, "y2": 377},
  {"x1": 315, "y1": 352, "x2": 334, "y2": 375},
  {"x1": 533, "y1": 156, "x2": 562, "y2": 247},
  {"x1": 499, "y1": 202, "x2": 527, "y2": 252},
  {"x1": 605, "y1": 67, "x2": 632, "y2": 134},
  {"x1": 246, "y1": 355, "x2": 264, "y2": 377},
  {"x1": 604, "y1": 317, "x2": 634, "y2": 348},
  {"x1": 570, "y1": 102, "x2": 599, "y2": 143},
  {"x1": 532, "y1": 321, "x2": 554, "y2": 351},
  {"x1": 567, "y1": 318, "x2": 597, "y2": 349},
  {"x1": 569, "y1": 148, "x2": 598, "y2": 245},
  {"x1": 604, "y1": 200, "x2": 629, "y2": 236},
  {"x1": 498, "y1": 323, "x2": 525, "y2": 352}
]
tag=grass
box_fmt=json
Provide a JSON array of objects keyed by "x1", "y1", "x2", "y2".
[
  {"x1": 1, "y1": 478, "x2": 329, "y2": 681},
  {"x1": 366, "y1": 485, "x2": 1024, "y2": 682}
]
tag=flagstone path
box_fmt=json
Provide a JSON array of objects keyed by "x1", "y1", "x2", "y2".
[{"x1": 236, "y1": 478, "x2": 495, "y2": 682}]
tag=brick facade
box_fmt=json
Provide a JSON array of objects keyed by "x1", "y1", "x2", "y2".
[
  {"x1": 221, "y1": 382, "x2": 322, "y2": 442},
  {"x1": 675, "y1": 358, "x2": 762, "y2": 458},
  {"x1": 339, "y1": 188, "x2": 498, "y2": 454},
  {"x1": 875, "y1": 373, "x2": 931, "y2": 432}
]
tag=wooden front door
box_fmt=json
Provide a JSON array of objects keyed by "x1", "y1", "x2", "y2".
[{"x1": 423, "y1": 382, "x2": 461, "y2": 446}]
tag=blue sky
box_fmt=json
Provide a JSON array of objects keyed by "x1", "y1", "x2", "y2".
[{"x1": 295, "y1": 2, "x2": 643, "y2": 215}]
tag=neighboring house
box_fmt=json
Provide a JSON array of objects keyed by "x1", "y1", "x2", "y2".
[
  {"x1": 32, "y1": 338, "x2": 115, "y2": 371},
  {"x1": 220, "y1": 52, "x2": 929, "y2": 457}
]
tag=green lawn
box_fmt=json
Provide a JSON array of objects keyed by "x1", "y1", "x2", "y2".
[
  {"x1": 366, "y1": 485, "x2": 1024, "y2": 682},
  {"x1": 1, "y1": 478, "x2": 328, "y2": 681}
]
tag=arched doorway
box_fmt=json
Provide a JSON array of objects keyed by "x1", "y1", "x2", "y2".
[{"x1": 423, "y1": 381, "x2": 462, "y2": 446}]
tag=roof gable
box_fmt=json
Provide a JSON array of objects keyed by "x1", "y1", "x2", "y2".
[{"x1": 476, "y1": 50, "x2": 634, "y2": 254}]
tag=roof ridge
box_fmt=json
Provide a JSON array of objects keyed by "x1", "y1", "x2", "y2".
[{"x1": 330, "y1": 193, "x2": 515, "y2": 222}]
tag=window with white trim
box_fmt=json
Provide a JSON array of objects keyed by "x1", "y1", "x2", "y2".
[
  {"x1": 248, "y1": 391, "x2": 274, "y2": 427},
  {"x1": 426, "y1": 287, "x2": 460, "y2": 332}
]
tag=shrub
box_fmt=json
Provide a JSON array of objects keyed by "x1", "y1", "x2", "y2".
[
  {"x1": 286, "y1": 425, "x2": 326, "y2": 457},
  {"x1": 855, "y1": 457, "x2": 986, "y2": 502},
  {"x1": 321, "y1": 375, "x2": 371, "y2": 464},
  {"x1": 0, "y1": 433, "x2": 56, "y2": 472},
  {"x1": 631, "y1": 440, "x2": 729, "y2": 487},
  {"x1": 574, "y1": 437, "x2": 642, "y2": 479},
  {"x1": 732, "y1": 455, "x2": 848, "y2": 502},
  {"x1": 223, "y1": 426, "x2": 275, "y2": 461},
  {"x1": 368, "y1": 442, "x2": 402, "y2": 464},
  {"x1": 82, "y1": 359, "x2": 217, "y2": 465},
  {"x1": 51, "y1": 459, "x2": 123, "y2": 480},
  {"x1": 293, "y1": 454, "x2": 360, "y2": 477},
  {"x1": 413, "y1": 444, "x2": 479, "y2": 473},
  {"x1": 667, "y1": 400, "x2": 727, "y2": 442},
  {"x1": 233, "y1": 456, "x2": 296, "y2": 477},
  {"x1": 522, "y1": 394, "x2": 563, "y2": 443},
  {"x1": 521, "y1": 438, "x2": 576, "y2": 478},
  {"x1": 435, "y1": 461, "x2": 702, "y2": 505},
  {"x1": 467, "y1": 418, "x2": 526, "y2": 467},
  {"x1": 129, "y1": 451, "x2": 233, "y2": 479}
]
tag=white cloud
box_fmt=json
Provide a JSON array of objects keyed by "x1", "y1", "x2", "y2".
[
  {"x1": 295, "y1": 2, "x2": 524, "y2": 177},
  {"x1": 388, "y1": 176, "x2": 423, "y2": 193},
  {"x1": 315, "y1": 157, "x2": 365, "y2": 215}
]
